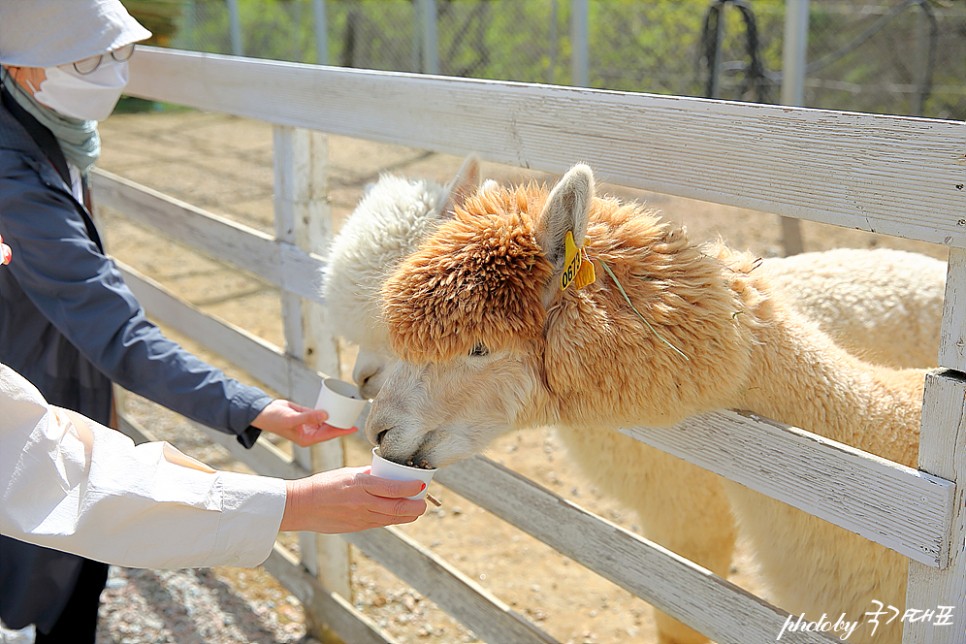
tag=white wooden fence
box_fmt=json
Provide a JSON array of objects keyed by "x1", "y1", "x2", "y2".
[{"x1": 93, "y1": 47, "x2": 965, "y2": 643}]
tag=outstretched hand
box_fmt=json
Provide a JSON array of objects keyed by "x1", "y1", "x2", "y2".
[
  {"x1": 252, "y1": 399, "x2": 357, "y2": 447},
  {"x1": 280, "y1": 466, "x2": 427, "y2": 533}
]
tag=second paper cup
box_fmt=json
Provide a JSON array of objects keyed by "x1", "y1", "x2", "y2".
[{"x1": 314, "y1": 377, "x2": 367, "y2": 429}]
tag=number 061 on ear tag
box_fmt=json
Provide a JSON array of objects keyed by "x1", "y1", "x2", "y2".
[{"x1": 560, "y1": 230, "x2": 596, "y2": 291}]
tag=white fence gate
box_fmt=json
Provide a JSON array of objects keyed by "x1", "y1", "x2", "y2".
[{"x1": 93, "y1": 47, "x2": 965, "y2": 643}]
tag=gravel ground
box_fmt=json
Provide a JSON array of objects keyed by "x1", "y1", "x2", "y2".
[
  {"x1": 4, "y1": 565, "x2": 316, "y2": 644},
  {"x1": 95, "y1": 567, "x2": 320, "y2": 644}
]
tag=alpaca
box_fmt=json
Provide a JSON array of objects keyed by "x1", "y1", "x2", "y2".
[
  {"x1": 759, "y1": 247, "x2": 944, "y2": 369},
  {"x1": 323, "y1": 162, "x2": 945, "y2": 400},
  {"x1": 320, "y1": 155, "x2": 483, "y2": 398},
  {"x1": 324, "y1": 161, "x2": 944, "y2": 644},
  {"x1": 366, "y1": 165, "x2": 927, "y2": 644}
]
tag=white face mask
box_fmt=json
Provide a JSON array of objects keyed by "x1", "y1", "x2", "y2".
[{"x1": 33, "y1": 59, "x2": 129, "y2": 121}]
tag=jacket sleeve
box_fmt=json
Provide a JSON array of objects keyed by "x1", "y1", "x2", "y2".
[
  {"x1": 0, "y1": 364, "x2": 286, "y2": 569},
  {"x1": 0, "y1": 153, "x2": 271, "y2": 446}
]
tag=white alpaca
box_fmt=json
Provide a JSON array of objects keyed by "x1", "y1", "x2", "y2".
[
  {"x1": 321, "y1": 155, "x2": 483, "y2": 397},
  {"x1": 760, "y1": 247, "x2": 944, "y2": 369},
  {"x1": 322, "y1": 161, "x2": 944, "y2": 644},
  {"x1": 366, "y1": 165, "x2": 932, "y2": 644}
]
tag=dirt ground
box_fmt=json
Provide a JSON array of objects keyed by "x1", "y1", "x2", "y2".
[{"x1": 93, "y1": 110, "x2": 947, "y2": 644}]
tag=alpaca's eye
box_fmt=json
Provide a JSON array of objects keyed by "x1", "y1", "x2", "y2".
[{"x1": 469, "y1": 343, "x2": 489, "y2": 357}]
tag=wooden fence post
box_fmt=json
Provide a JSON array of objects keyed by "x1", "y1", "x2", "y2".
[
  {"x1": 904, "y1": 247, "x2": 966, "y2": 643},
  {"x1": 273, "y1": 126, "x2": 352, "y2": 611},
  {"x1": 779, "y1": 0, "x2": 809, "y2": 256}
]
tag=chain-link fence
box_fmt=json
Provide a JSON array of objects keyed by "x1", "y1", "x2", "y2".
[
  {"x1": 134, "y1": 0, "x2": 965, "y2": 119},
  {"x1": 598, "y1": 0, "x2": 966, "y2": 119}
]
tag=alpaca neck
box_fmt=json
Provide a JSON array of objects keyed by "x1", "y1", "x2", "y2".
[{"x1": 733, "y1": 297, "x2": 922, "y2": 466}]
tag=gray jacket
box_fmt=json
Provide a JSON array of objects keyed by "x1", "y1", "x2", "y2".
[{"x1": 0, "y1": 88, "x2": 272, "y2": 631}]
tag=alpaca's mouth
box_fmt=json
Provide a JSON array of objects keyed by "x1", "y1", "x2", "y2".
[
  {"x1": 377, "y1": 430, "x2": 437, "y2": 470},
  {"x1": 403, "y1": 456, "x2": 435, "y2": 470},
  {"x1": 383, "y1": 450, "x2": 434, "y2": 470},
  {"x1": 377, "y1": 446, "x2": 434, "y2": 470},
  {"x1": 398, "y1": 440, "x2": 436, "y2": 470}
]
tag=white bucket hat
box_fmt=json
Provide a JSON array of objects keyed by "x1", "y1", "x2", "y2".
[{"x1": 0, "y1": 0, "x2": 152, "y2": 68}]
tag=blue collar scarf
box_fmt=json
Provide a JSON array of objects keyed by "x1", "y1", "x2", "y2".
[{"x1": 1, "y1": 67, "x2": 100, "y2": 176}]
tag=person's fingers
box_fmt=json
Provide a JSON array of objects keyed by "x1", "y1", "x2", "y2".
[
  {"x1": 293, "y1": 418, "x2": 357, "y2": 446},
  {"x1": 368, "y1": 510, "x2": 421, "y2": 527},
  {"x1": 363, "y1": 474, "x2": 427, "y2": 499},
  {"x1": 367, "y1": 497, "x2": 426, "y2": 521},
  {"x1": 319, "y1": 424, "x2": 358, "y2": 437},
  {"x1": 294, "y1": 408, "x2": 328, "y2": 426},
  {"x1": 271, "y1": 400, "x2": 326, "y2": 427},
  {"x1": 291, "y1": 409, "x2": 329, "y2": 434},
  {"x1": 392, "y1": 514, "x2": 421, "y2": 525},
  {"x1": 285, "y1": 400, "x2": 313, "y2": 414}
]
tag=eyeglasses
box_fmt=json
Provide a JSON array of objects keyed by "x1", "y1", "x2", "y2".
[{"x1": 72, "y1": 44, "x2": 136, "y2": 75}]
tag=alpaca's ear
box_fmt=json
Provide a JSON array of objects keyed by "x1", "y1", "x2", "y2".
[
  {"x1": 536, "y1": 164, "x2": 594, "y2": 271},
  {"x1": 439, "y1": 154, "x2": 481, "y2": 219}
]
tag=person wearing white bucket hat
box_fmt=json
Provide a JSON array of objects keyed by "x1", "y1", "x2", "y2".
[{"x1": 0, "y1": 2, "x2": 393, "y2": 642}]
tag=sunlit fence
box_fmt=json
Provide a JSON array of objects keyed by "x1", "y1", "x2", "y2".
[{"x1": 94, "y1": 45, "x2": 965, "y2": 643}]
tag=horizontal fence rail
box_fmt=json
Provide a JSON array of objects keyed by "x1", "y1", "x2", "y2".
[
  {"x1": 126, "y1": 47, "x2": 966, "y2": 250},
  {"x1": 622, "y1": 412, "x2": 955, "y2": 567},
  {"x1": 94, "y1": 170, "x2": 324, "y2": 304}
]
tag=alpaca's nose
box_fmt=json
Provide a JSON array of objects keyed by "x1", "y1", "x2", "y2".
[
  {"x1": 359, "y1": 376, "x2": 381, "y2": 400},
  {"x1": 352, "y1": 354, "x2": 385, "y2": 399},
  {"x1": 364, "y1": 414, "x2": 392, "y2": 447}
]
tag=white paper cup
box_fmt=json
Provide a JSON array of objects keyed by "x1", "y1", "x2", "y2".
[
  {"x1": 370, "y1": 447, "x2": 437, "y2": 500},
  {"x1": 313, "y1": 377, "x2": 368, "y2": 429}
]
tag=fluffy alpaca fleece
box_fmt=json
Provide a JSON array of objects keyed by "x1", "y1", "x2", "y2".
[
  {"x1": 324, "y1": 163, "x2": 945, "y2": 399},
  {"x1": 322, "y1": 156, "x2": 946, "y2": 398},
  {"x1": 320, "y1": 156, "x2": 482, "y2": 396},
  {"x1": 760, "y1": 247, "x2": 945, "y2": 369},
  {"x1": 369, "y1": 165, "x2": 925, "y2": 644}
]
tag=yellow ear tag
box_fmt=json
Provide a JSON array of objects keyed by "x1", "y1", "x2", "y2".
[{"x1": 560, "y1": 230, "x2": 597, "y2": 291}]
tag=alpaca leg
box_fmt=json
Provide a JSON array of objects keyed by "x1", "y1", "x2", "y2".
[
  {"x1": 725, "y1": 484, "x2": 908, "y2": 644},
  {"x1": 638, "y1": 452, "x2": 737, "y2": 644},
  {"x1": 554, "y1": 429, "x2": 736, "y2": 644}
]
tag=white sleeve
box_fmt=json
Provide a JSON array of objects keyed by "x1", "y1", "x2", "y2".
[{"x1": 0, "y1": 363, "x2": 287, "y2": 569}]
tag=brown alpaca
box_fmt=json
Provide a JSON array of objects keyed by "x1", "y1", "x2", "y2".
[{"x1": 367, "y1": 165, "x2": 924, "y2": 644}]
